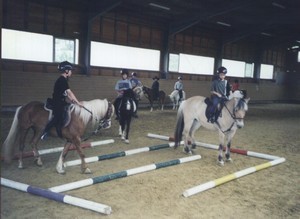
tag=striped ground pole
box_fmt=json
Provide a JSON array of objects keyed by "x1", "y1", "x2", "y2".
[
  {"x1": 49, "y1": 155, "x2": 201, "y2": 193},
  {"x1": 64, "y1": 142, "x2": 175, "y2": 167},
  {"x1": 182, "y1": 157, "x2": 286, "y2": 197},
  {"x1": 1, "y1": 139, "x2": 114, "y2": 161},
  {"x1": 147, "y1": 133, "x2": 280, "y2": 160},
  {"x1": 1, "y1": 177, "x2": 112, "y2": 214}
]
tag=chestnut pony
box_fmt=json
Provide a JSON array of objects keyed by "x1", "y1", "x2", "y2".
[{"x1": 3, "y1": 99, "x2": 114, "y2": 174}]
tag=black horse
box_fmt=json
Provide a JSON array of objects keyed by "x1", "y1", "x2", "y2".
[
  {"x1": 118, "y1": 89, "x2": 136, "y2": 143},
  {"x1": 142, "y1": 86, "x2": 166, "y2": 111}
]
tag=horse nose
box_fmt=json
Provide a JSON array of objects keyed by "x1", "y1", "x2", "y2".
[{"x1": 236, "y1": 121, "x2": 244, "y2": 129}]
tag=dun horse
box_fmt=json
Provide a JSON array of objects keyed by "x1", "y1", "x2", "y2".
[
  {"x1": 142, "y1": 86, "x2": 166, "y2": 111},
  {"x1": 169, "y1": 90, "x2": 186, "y2": 110},
  {"x1": 174, "y1": 90, "x2": 250, "y2": 165},
  {"x1": 3, "y1": 99, "x2": 114, "y2": 174}
]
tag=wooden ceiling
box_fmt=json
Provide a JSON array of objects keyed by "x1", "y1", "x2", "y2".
[{"x1": 29, "y1": 0, "x2": 300, "y2": 49}]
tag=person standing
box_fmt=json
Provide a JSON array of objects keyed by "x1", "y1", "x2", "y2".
[
  {"x1": 114, "y1": 69, "x2": 132, "y2": 120},
  {"x1": 208, "y1": 66, "x2": 231, "y2": 123},
  {"x1": 151, "y1": 76, "x2": 160, "y2": 101},
  {"x1": 174, "y1": 76, "x2": 183, "y2": 101},
  {"x1": 41, "y1": 61, "x2": 83, "y2": 140}
]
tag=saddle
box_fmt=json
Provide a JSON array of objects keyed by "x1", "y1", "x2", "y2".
[
  {"x1": 204, "y1": 97, "x2": 225, "y2": 122},
  {"x1": 44, "y1": 98, "x2": 74, "y2": 127}
]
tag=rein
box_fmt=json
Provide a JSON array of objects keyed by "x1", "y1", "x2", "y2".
[
  {"x1": 82, "y1": 101, "x2": 113, "y2": 141},
  {"x1": 215, "y1": 99, "x2": 245, "y2": 133}
]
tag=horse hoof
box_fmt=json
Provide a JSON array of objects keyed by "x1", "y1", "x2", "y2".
[
  {"x1": 18, "y1": 164, "x2": 24, "y2": 169},
  {"x1": 226, "y1": 157, "x2": 233, "y2": 162},
  {"x1": 56, "y1": 168, "x2": 66, "y2": 174},
  {"x1": 121, "y1": 136, "x2": 125, "y2": 140},
  {"x1": 124, "y1": 139, "x2": 129, "y2": 144},
  {"x1": 82, "y1": 168, "x2": 92, "y2": 174},
  {"x1": 34, "y1": 158, "x2": 43, "y2": 167},
  {"x1": 217, "y1": 160, "x2": 225, "y2": 166}
]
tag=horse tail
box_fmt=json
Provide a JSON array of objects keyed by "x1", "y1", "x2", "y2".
[
  {"x1": 174, "y1": 104, "x2": 184, "y2": 147},
  {"x1": 3, "y1": 106, "x2": 22, "y2": 163}
]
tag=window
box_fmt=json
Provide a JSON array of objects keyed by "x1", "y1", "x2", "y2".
[
  {"x1": 169, "y1": 54, "x2": 179, "y2": 72},
  {"x1": 2, "y1": 28, "x2": 53, "y2": 62},
  {"x1": 54, "y1": 38, "x2": 79, "y2": 64},
  {"x1": 169, "y1": 53, "x2": 215, "y2": 75},
  {"x1": 260, "y1": 64, "x2": 274, "y2": 79},
  {"x1": 222, "y1": 59, "x2": 254, "y2": 78},
  {"x1": 1, "y1": 28, "x2": 78, "y2": 64},
  {"x1": 90, "y1": 41, "x2": 160, "y2": 71}
]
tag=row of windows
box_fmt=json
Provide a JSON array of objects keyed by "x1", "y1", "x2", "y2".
[{"x1": 2, "y1": 28, "x2": 274, "y2": 79}]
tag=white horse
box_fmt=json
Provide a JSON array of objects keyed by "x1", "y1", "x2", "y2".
[
  {"x1": 169, "y1": 90, "x2": 186, "y2": 110},
  {"x1": 133, "y1": 85, "x2": 144, "y2": 101},
  {"x1": 174, "y1": 90, "x2": 250, "y2": 166}
]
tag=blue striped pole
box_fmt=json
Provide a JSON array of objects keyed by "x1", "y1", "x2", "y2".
[
  {"x1": 1, "y1": 178, "x2": 112, "y2": 214},
  {"x1": 50, "y1": 155, "x2": 201, "y2": 193},
  {"x1": 64, "y1": 142, "x2": 175, "y2": 167}
]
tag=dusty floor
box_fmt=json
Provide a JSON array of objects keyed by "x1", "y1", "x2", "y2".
[{"x1": 1, "y1": 103, "x2": 300, "y2": 219}]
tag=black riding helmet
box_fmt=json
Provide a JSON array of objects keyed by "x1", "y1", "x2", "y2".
[
  {"x1": 120, "y1": 69, "x2": 129, "y2": 75},
  {"x1": 217, "y1": 66, "x2": 227, "y2": 74},
  {"x1": 58, "y1": 61, "x2": 73, "y2": 72}
]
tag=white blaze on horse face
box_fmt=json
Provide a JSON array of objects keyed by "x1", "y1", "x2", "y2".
[{"x1": 235, "y1": 110, "x2": 245, "y2": 128}]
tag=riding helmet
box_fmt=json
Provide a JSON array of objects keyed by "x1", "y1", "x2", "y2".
[
  {"x1": 132, "y1": 72, "x2": 137, "y2": 77},
  {"x1": 178, "y1": 76, "x2": 182, "y2": 80},
  {"x1": 217, "y1": 66, "x2": 227, "y2": 74},
  {"x1": 58, "y1": 61, "x2": 73, "y2": 72},
  {"x1": 120, "y1": 69, "x2": 129, "y2": 75}
]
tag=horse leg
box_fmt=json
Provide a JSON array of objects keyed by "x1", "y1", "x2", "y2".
[
  {"x1": 74, "y1": 137, "x2": 91, "y2": 174},
  {"x1": 217, "y1": 131, "x2": 227, "y2": 165},
  {"x1": 30, "y1": 129, "x2": 43, "y2": 167},
  {"x1": 182, "y1": 120, "x2": 195, "y2": 154},
  {"x1": 225, "y1": 131, "x2": 236, "y2": 162},
  {"x1": 17, "y1": 128, "x2": 30, "y2": 169},
  {"x1": 124, "y1": 117, "x2": 131, "y2": 144},
  {"x1": 150, "y1": 100, "x2": 153, "y2": 112},
  {"x1": 56, "y1": 142, "x2": 72, "y2": 174}
]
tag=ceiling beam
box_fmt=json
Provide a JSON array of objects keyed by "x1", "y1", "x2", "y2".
[{"x1": 169, "y1": 0, "x2": 256, "y2": 36}]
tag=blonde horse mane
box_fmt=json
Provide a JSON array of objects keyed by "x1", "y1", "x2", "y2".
[{"x1": 74, "y1": 99, "x2": 109, "y2": 126}]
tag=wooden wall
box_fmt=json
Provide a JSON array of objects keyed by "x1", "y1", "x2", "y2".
[{"x1": 1, "y1": 0, "x2": 299, "y2": 109}]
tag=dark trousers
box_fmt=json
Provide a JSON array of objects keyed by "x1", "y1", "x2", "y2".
[
  {"x1": 209, "y1": 95, "x2": 221, "y2": 121},
  {"x1": 178, "y1": 90, "x2": 183, "y2": 99},
  {"x1": 43, "y1": 103, "x2": 65, "y2": 137}
]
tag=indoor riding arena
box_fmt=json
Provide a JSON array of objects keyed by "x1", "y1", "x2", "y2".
[{"x1": 1, "y1": 1, "x2": 300, "y2": 219}]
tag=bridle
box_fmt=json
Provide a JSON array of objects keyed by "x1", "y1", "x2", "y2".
[
  {"x1": 215, "y1": 98, "x2": 246, "y2": 133},
  {"x1": 82, "y1": 101, "x2": 113, "y2": 141}
]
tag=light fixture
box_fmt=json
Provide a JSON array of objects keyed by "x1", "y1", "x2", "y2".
[
  {"x1": 216, "y1": 21, "x2": 231, "y2": 27},
  {"x1": 261, "y1": 32, "x2": 273, "y2": 37},
  {"x1": 272, "y1": 2, "x2": 286, "y2": 9},
  {"x1": 149, "y1": 3, "x2": 170, "y2": 11}
]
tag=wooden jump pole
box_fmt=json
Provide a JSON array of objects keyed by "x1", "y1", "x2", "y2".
[
  {"x1": 49, "y1": 155, "x2": 201, "y2": 193},
  {"x1": 64, "y1": 142, "x2": 175, "y2": 167},
  {"x1": 147, "y1": 133, "x2": 280, "y2": 160},
  {"x1": 1, "y1": 139, "x2": 114, "y2": 161},
  {"x1": 182, "y1": 157, "x2": 286, "y2": 197},
  {"x1": 1, "y1": 177, "x2": 112, "y2": 214}
]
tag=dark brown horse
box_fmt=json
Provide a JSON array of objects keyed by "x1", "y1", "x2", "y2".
[
  {"x1": 142, "y1": 86, "x2": 166, "y2": 111},
  {"x1": 2, "y1": 99, "x2": 114, "y2": 174}
]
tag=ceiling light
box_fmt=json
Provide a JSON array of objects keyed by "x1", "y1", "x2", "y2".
[
  {"x1": 261, "y1": 32, "x2": 273, "y2": 37},
  {"x1": 272, "y1": 2, "x2": 286, "y2": 9},
  {"x1": 149, "y1": 3, "x2": 170, "y2": 11},
  {"x1": 216, "y1": 21, "x2": 231, "y2": 27}
]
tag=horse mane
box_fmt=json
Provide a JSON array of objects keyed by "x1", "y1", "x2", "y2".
[
  {"x1": 235, "y1": 97, "x2": 248, "y2": 111},
  {"x1": 74, "y1": 99, "x2": 108, "y2": 126}
]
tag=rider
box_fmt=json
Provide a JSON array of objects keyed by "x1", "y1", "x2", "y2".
[
  {"x1": 41, "y1": 61, "x2": 83, "y2": 140},
  {"x1": 114, "y1": 69, "x2": 133, "y2": 120},
  {"x1": 151, "y1": 76, "x2": 160, "y2": 101},
  {"x1": 208, "y1": 66, "x2": 231, "y2": 123},
  {"x1": 174, "y1": 76, "x2": 183, "y2": 101},
  {"x1": 130, "y1": 72, "x2": 142, "y2": 118}
]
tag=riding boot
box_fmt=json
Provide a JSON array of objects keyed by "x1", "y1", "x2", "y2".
[
  {"x1": 55, "y1": 125, "x2": 63, "y2": 138},
  {"x1": 41, "y1": 118, "x2": 55, "y2": 140}
]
